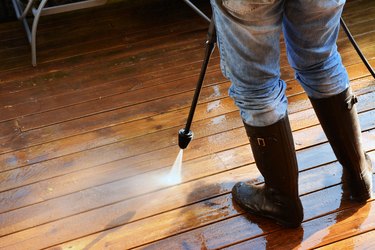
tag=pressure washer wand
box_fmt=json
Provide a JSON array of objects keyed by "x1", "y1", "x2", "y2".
[{"x1": 178, "y1": 19, "x2": 216, "y2": 149}]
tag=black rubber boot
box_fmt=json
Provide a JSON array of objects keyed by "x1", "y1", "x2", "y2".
[
  {"x1": 309, "y1": 87, "x2": 373, "y2": 202},
  {"x1": 232, "y1": 114, "x2": 303, "y2": 228}
]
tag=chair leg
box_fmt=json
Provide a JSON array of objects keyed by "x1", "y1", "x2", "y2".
[{"x1": 31, "y1": 0, "x2": 49, "y2": 66}]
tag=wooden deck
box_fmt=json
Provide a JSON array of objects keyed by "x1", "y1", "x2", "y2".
[{"x1": 0, "y1": 0, "x2": 374, "y2": 249}]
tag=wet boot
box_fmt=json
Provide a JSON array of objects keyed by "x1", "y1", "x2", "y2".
[
  {"x1": 232, "y1": 114, "x2": 303, "y2": 228},
  {"x1": 309, "y1": 87, "x2": 373, "y2": 202}
]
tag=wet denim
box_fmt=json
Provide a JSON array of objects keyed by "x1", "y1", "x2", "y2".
[{"x1": 211, "y1": 0, "x2": 349, "y2": 126}]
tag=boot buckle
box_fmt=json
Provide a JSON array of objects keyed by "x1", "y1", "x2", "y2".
[
  {"x1": 257, "y1": 138, "x2": 266, "y2": 147},
  {"x1": 346, "y1": 95, "x2": 358, "y2": 110}
]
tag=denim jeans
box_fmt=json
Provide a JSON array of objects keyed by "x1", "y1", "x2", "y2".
[{"x1": 211, "y1": 0, "x2": 349, "y2": 126}]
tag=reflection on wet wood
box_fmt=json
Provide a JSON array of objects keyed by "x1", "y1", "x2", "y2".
[
  {"x1": 0, "y1": 0, "x2": 374, "y2": 249},
  {"x1": 317, "y1": 229, "x2": 375, "y2": 249}
]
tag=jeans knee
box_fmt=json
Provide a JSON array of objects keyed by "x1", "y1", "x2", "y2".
[
  {"x1": 240, "y1": 98, "x2": 288, "y2": 127},
  {"x1": 294, "y1": 53, "x2": 349, "y2": 98},
  {"x1": 292, "y1": 50, "x2": 342, "y2": 76},
  {"x1": 229, "y1": 79, "x2": 288, "y2": 126}
]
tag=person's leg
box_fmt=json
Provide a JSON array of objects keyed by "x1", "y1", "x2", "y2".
[
  {"x1": 283, "y1": 0, "x2": 372, "y2": 202},
  {"x1": 283, "y1": 0, "x2": 349, "y2": 98},
  {"x1": 211, "y1": 0, "x2": 286, "y2": 127},
  {"x1": 211, "y1": 0, "x2": 303, "y2": 227}
]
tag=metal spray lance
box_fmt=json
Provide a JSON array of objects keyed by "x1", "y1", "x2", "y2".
[{"x1": 178, "y1": 18, "x2": 216, "y2": 149}]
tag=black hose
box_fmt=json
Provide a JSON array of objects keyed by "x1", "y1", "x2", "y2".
[
  {"x1": 340, "y1": 17, "x2": 375, "y2": 79},
  {"x1": 183, "y1": 0, "x2": 210, "y2": 23}
]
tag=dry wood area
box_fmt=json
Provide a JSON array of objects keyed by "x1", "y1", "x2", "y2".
[{"x1": 0, "y1": 0, "x2": 374, "y2": 249}]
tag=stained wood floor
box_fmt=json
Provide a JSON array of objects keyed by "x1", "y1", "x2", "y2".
[{"x1": 0, "y1": 0, "x2": 374, "y2": 249}]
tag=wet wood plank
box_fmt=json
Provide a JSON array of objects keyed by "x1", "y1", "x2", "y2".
[{"x1": 317, "y1": 230, "x2": 375, "y2": 249}]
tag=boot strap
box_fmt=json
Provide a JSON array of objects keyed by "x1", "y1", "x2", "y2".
[
  {"x1": 345, "y1": 94, "x2": 358, "y2": 110},
  {"x1": 249, "y1": 136, "x2": 278, "y2": 147}
]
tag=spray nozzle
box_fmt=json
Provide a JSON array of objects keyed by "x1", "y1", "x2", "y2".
[{"x1": 178, "y1": 129, "x2": 194, "y2": 149}]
